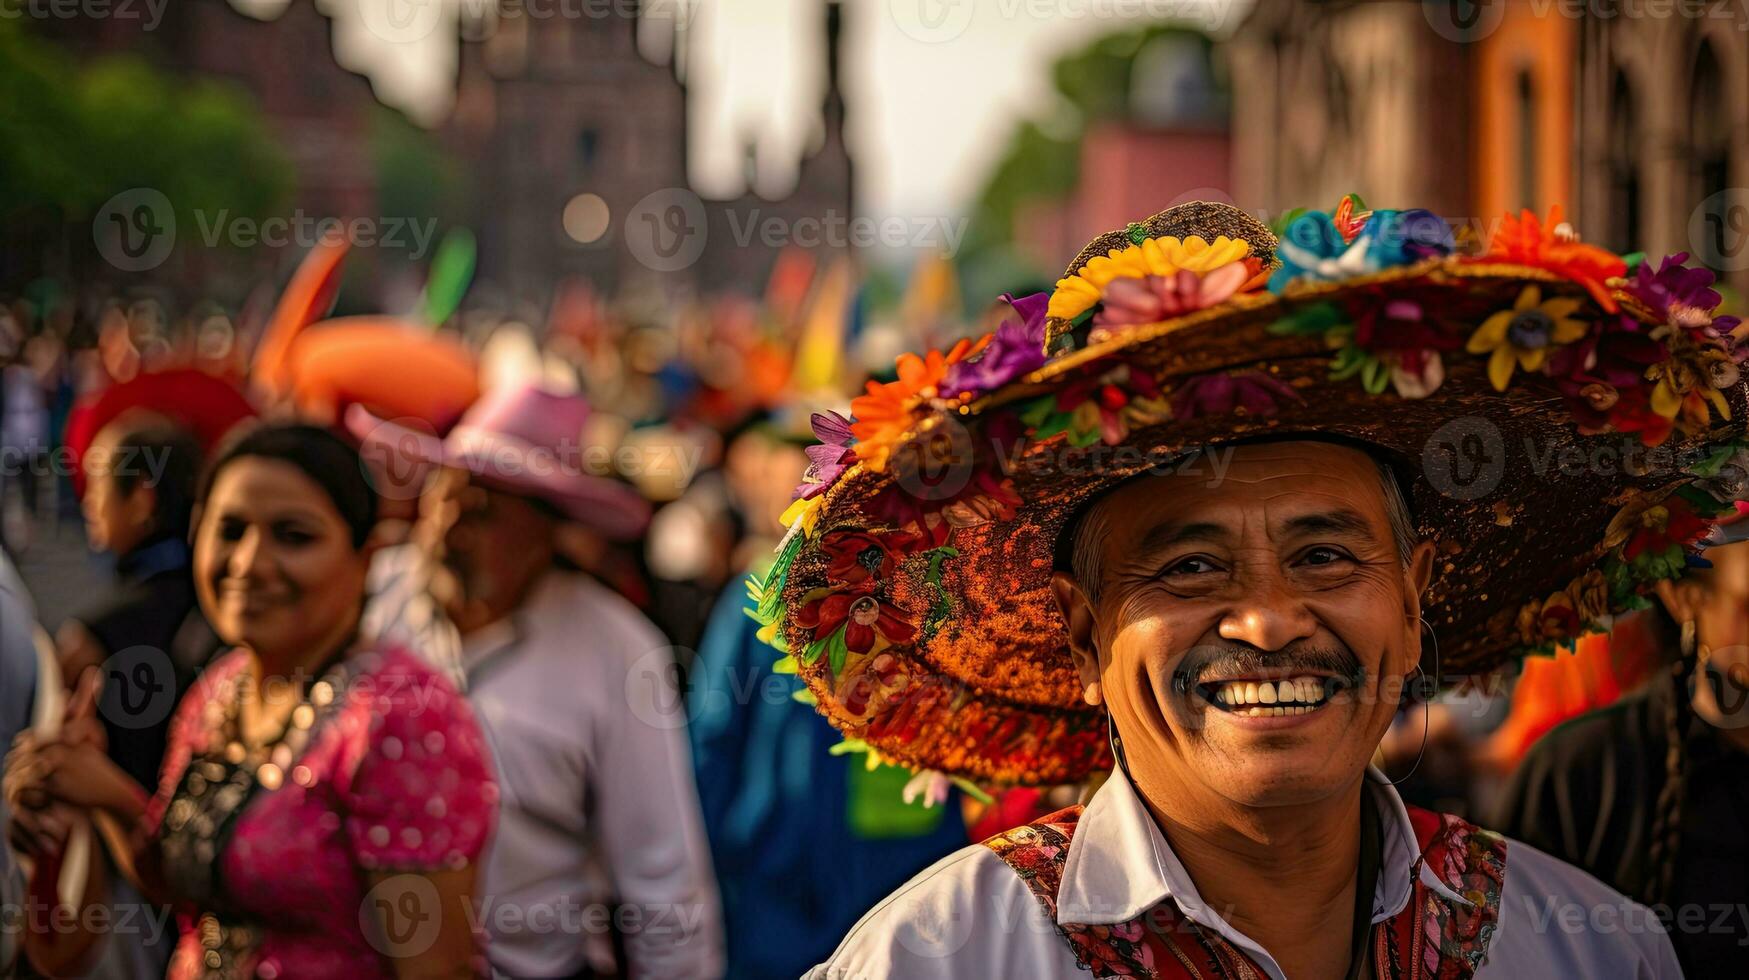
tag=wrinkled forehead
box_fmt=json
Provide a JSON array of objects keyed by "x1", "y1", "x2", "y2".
[{"x1": 1092, "y1": 441, "x2": 1398, "y2": 554}]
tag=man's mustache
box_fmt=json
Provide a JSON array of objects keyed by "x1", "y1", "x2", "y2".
[{"x1": 1170, "y1": 640, "x2": 1367, "y2": 694}]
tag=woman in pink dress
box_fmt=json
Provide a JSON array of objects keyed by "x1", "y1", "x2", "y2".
[{"x1": 6, "y1": 424, "x2": 497, "y2": 978}]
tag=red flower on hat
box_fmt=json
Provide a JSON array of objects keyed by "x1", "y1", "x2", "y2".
[
  {"x1": 796, "y1": 586, "x2": 916, "y2": 655},
  {"x1": 823, "y1": 529, "x2": 929, "y2": 585}
]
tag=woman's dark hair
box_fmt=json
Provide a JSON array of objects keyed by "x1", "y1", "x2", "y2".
[
  {"x1": 199, "y1": 424, "x2": 377, "y2": 548},
  {"x1": 106, "y1": 420, "x2": 202, "y2": 544}
]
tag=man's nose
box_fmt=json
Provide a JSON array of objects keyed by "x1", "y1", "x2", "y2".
[{"x1": 1216, "y1": 567, "x2": 1317, "y2": 652}]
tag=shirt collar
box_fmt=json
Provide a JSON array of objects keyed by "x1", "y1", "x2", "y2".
[{"x1": 1057, "y1": 766, "x2": 1448, "y2": 929}]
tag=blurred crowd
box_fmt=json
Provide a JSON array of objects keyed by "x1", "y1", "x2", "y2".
[{"x1": 0, "y1": 234, "x2": 1741, "y2": 978}]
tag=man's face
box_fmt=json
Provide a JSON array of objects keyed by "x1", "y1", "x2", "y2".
[
  {"x1": 1052, "y1": 442, "x2": 1434, "y2": 811},
  {"x1": 415, "y1": 467, "x2": 557, "y2": 634}
]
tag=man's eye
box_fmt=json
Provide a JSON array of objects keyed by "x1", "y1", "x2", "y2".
[
  {"x1": 1164, "y1": 556, "x2": 1220, "y2": 576},
  {"x1": 1301, "y1": 547, "x2": 1351, "y2": 566}
]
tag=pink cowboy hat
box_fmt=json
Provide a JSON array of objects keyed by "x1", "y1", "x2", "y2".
[{"x1": 347, "y1": 384, "x2": 651, "y2": 540}]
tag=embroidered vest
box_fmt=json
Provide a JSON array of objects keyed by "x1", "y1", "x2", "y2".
[{"x1": 982, "y1": 804, "x2": 1507, "y2": 980}]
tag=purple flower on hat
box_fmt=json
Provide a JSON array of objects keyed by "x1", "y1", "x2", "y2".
[
  {"x1": 939, "y1": 293, "x2": 1049, "y2": 399},
  {"x1": 796, "y1": 410, "x2": 855, "y2": 499},
  {"x1": 1629, "y1": 252, "x2": 1742, "y2": 344},
  {"x1": 1171, "y1": 370, "x2": 1302, "y2": 420}
]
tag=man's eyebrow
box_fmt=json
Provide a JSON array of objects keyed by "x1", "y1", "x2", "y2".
[
  {"x1": 1281, "y1": 510, "x2": 1376, "y2": 537},
  {"x1": 1134, "y1": 520, "x2": 1227, "y2": 556}
]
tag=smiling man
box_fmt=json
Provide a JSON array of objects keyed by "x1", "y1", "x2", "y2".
[{"x1": 766, "y1": 202, "x2": 1742, "y2": 979}]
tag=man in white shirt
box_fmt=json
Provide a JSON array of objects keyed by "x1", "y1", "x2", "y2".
[
  {"x1": 807, "y1": 443, "x2": 1680, "y2": 979},
  {"x1": 365, "y1": 386, "x2": 724, "y2": 978},
  {"x1": 763, "y1": 201, "x2": 1721, "y2": 979}
]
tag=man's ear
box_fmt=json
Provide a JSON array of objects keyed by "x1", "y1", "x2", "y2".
[
  {"x1": 1402, "y1": 539, "x2": 1437, "y2": 624},
  {"x1": 1050, "y1": 570, "x2": 1103, "y2": 706}
]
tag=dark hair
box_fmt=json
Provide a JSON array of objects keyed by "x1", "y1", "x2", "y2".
[
  {"x1": 199, "y1": 424, "x2": 377, "y2": 548},
  {"x1": 106, "y1": 420, "x2": 202, "y2": 544}
]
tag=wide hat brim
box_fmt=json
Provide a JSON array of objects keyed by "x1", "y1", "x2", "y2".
[
  {"x1": 768, "y1": 256, "x2": 1749, "y2": 787},
  {"x1": 346, "y1": 404, "x2": 651, "y2": 541}
]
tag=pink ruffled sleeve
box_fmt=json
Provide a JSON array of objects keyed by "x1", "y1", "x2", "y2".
[{"x1": 339, "y1": 650, "x2": 497, "y2": 872}]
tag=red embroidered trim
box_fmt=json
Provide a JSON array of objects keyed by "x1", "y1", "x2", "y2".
[{"x1": 981, "y1": 803, "x2": 1508, "y2": 979}]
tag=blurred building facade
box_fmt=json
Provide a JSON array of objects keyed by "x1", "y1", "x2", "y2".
[
  {"x1": 1013, "y1": 31, "x2": 1232, "y2": 274},
  {"x1": 1226, "y1": 0, "x2": 1746, "y2": 292},
  {"x1": 45, "y1": 0, "x2": 382, "y2": 233},
  {"x1": 450, "y1": 0, "x2": 854, "y2": 304}
]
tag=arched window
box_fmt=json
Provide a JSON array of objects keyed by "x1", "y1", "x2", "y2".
[
  {"x1": 1607, "y1": 70, "x2": 1641, "y2": 255},
  {"x1": 1692, "y1": 40, "x2": 1733, "y2": 271},
  {"x1": 1516, "y1": 70, "x2": 1538, "y2": 213}
]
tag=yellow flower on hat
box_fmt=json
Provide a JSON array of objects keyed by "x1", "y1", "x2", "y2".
[
  {"x1": 1466, "y1": 285, "x2": 1587, "y2": 391},
  {"x1": 1047, "y1": 235, "x2": 1251, "y2": 321}
]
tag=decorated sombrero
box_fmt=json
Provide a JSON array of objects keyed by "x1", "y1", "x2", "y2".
[{"x1": 749, "y1": 198, "x2": 1749, "y2": 788}]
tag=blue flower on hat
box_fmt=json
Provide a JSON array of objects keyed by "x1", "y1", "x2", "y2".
[{"x1": 1269, "y1": 208, "x2": 1454, "y2": 293}]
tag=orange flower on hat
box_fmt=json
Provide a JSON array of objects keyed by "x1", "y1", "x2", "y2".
[
  {"x1": 851, "y1": 335, "x2": 989, "y2": 472},
  {"x1": 1477, "y1": 206, "x2": 1627, "y2": 312}
]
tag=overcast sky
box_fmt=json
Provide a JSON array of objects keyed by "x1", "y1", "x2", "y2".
[{"x1": 262, "y1": 0, "x2": 1245, "y2": 219}]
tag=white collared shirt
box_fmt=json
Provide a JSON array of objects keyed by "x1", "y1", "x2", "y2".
[
  {"x1": 461, "y1": 572, "x2": 724, "y2": 979},
  {"x1": 807, "y1": 768, "x2": 1682, "y2": 979}
]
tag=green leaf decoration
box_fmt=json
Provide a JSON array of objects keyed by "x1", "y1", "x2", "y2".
[
  {"x1": 802, "y1": 632, "x2": 832, "y2": 664},
  {"x1": 1126, "y1": 221, "x2": 1149, "y2": 245},
  {"x1": 772, "y1": 655, "x2": 798, "y2": 675},
  {"x1": 828, "y1": 738, "x2": 870, "y2": 757},
  {"x1": 1621, "y1": 251, "x2": 1646, "y2": 273},
  {"x1": 1360, "y1": 356, "x2": 1390, "y2": 395},
  {"x1": 1019, "y1": 396, "x2": 1057, "y2": 427},
  {"x1": 827, "y1": 627, "x2": 850, "y2": 676},
  {"x1": 949, "y1": 776, "x2": 995, "y2": 805},
  {"x1": 1267, "y1": 301, "x2": 1344, "y2": 337},
  {"x1": 419, "y1": 228, "x2": 476, "y2": 327},
  {"x1": 792, "y1": 688, "x2": 817, "y2": 705}
]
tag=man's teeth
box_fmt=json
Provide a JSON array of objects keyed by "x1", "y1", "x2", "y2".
[{"x1": 1205, "y1": 678, "x2": 1330, "y2": 715}]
